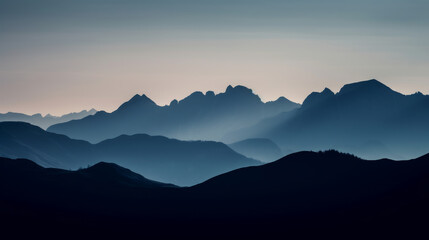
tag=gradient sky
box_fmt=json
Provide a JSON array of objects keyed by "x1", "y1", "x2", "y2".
[{"x1": 1, "y1": 0, "x2": 428, "y2": 115}]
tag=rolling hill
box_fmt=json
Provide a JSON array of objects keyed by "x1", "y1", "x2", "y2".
[
  {"x1": 2, "y1": 151, "x2": 429, "y2": 238},
  {"x1": 0, "y1": 122, "x2": 259, "y2": 186}
]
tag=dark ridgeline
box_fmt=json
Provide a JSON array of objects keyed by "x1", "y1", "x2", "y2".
[
  {"x1": 0, "y1": 108, "x2": 97, "y2": 129},
  {"x1": 2, "y1": 151, "x2": 429, "y2": 238},
  {"x1": 227, "y1": 79, "x2": 429, "y2": 160},
  {"x1": 228, "y1": 138, "x2": 283, "y2": 162},
  {"x1": 93, "y1": 134, "x2": 260, "y2": 186},
  {"x1": 47, "y1": 85, "x2": 300, "y2": 143},
  {"x1": 0, "y1": 122, "x2": 259, "y2": 186}
]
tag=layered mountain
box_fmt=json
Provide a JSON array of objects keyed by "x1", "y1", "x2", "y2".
[
  {"x1": 227, "y1": 79, "x2": 429, "y2": 159},
  {"x1": 0, "y1": 122, "x2": 259, "y2": 186},
  {"x1": 47, "y1": 85, "x2": 300, "y2": 143},
  {"x1": 3, "y1": 151, "x2": 429, "y2": 237},
  {"x1": 0, "y1": 109, "x2": 97, "y2": 129}
]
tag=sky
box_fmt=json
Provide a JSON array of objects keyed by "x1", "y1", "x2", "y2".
[{"x1": 1, "y1": 0, "x2": 428, "y2": 115}]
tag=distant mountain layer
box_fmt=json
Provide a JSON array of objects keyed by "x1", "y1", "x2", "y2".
[
  {"x1": 0, "y1": 109, "x2": 97, "y2": 129},
  {"x1": 2, "y1": 151, "x2": 429, "y2": 237},
  {"x1": 227, "y1": 79, "x2": 429, "y2": 160},
  {"x1": 0, "y1": 122, "x2": 259, "y2": 186},
  {"x1": 47, "y1": 85, "x2": 300, "y2": 143}
]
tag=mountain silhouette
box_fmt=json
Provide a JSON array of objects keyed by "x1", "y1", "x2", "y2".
[
  {"x1": 0, "y1": 109, "x2": 96, "y2": 129},
  {"x1": 0, "y1": 122, "x2": 259, "y2": 186},
  {"x1": 0, "y1": 157, "x2": 175, "y2": 189},
  {"x1": 78, "y1": 162, "x2": 176, "y2": 188},
  {"x1": 47, "y1": 85, "x2": 300, "y2": 143},
  {"x1": 2, "y1": 151, "x2": 429, "y2": 238},
  {"x1": 228, "y1": 138, "x2": 282, "y2": 162},
  {"x1": 227, "y1": 79, "x2": 429, "y2": 159}
]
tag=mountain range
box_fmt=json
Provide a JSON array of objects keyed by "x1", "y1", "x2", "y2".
[
  {"x1": 2, "y1": 150, "x2": 429, "y2": 238},
  {"x1": 0, "y1": 109, "x2": 97, "y2": 129},
  {"x1": 3, "y1": 79, "x2": 429, "y2": 237},
  {"x1": 47, "y1": 85, "x2": 300, "y2": 143},
  {"x1": 226, "y1": 79, "x2": 429, "y2": 160},
  {"x1": 45, "y1": 80, "x2": 429, "y2": 161},
  {"x1": 0, "y1": 122, "x2": 259, "y2": 186}
]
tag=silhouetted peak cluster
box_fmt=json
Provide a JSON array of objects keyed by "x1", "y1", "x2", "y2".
[
  {"x1": 225, "y1": 85, "x2": 253, "y2": 94},
  {"x1": 117, "y1": 94, "x2": 157, "y2": 111},
  {"x1": 302, "y1": 79, "x2": 406, "y2": 108},
  {"x1": 115, "y1": 85, "x2": 296, "y2": 112},
  {"x1": 221, "y1": 85, "x2": 263, "y2": 104}
]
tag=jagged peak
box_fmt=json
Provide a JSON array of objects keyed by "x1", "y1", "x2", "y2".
[
  {"x1": 225, "y1": 85, "x2": 253, "y2": 95},
  {"x1": 133, "y1": 94, "x2": 155, "y2": 104},
  {"x1": 302, "y1": 87, "x2": 335, "y2": 107},
  {"x1": 117, "y1": 93, "x2": 157, "y2": 111},
  {"x1": 321, "y1": 87, "x2": 334, "y2": 95}
]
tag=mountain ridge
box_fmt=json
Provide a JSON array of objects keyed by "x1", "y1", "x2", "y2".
[
  {"x1": 3, "y1": 150, "x2": 429, "y2": 237},
  {"x1": 48, "y1": 85, "x2": 300, "y2": 143},
  {"x1": 0, "y1": 121, "x2": 259, "y2": 186},
  {"x1": 226, "y1": 79, "x2": 429, "y2": 160}
]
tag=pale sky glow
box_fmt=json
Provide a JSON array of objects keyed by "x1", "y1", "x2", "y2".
[{"x1": 0, "y1": 0, "x2": 428, "y2": 115}]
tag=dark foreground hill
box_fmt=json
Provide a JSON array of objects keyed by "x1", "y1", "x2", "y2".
[
  {"x1": 2, "y1": 151, "x2": 429, "y2": 238},
  {"x1": 0, "y1": 122, "x2": 259, "y2": 186}
]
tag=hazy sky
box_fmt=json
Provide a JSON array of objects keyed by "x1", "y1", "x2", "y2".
[{"x1": 1, "y1": 0, "x2": 428, "y2": 115}]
